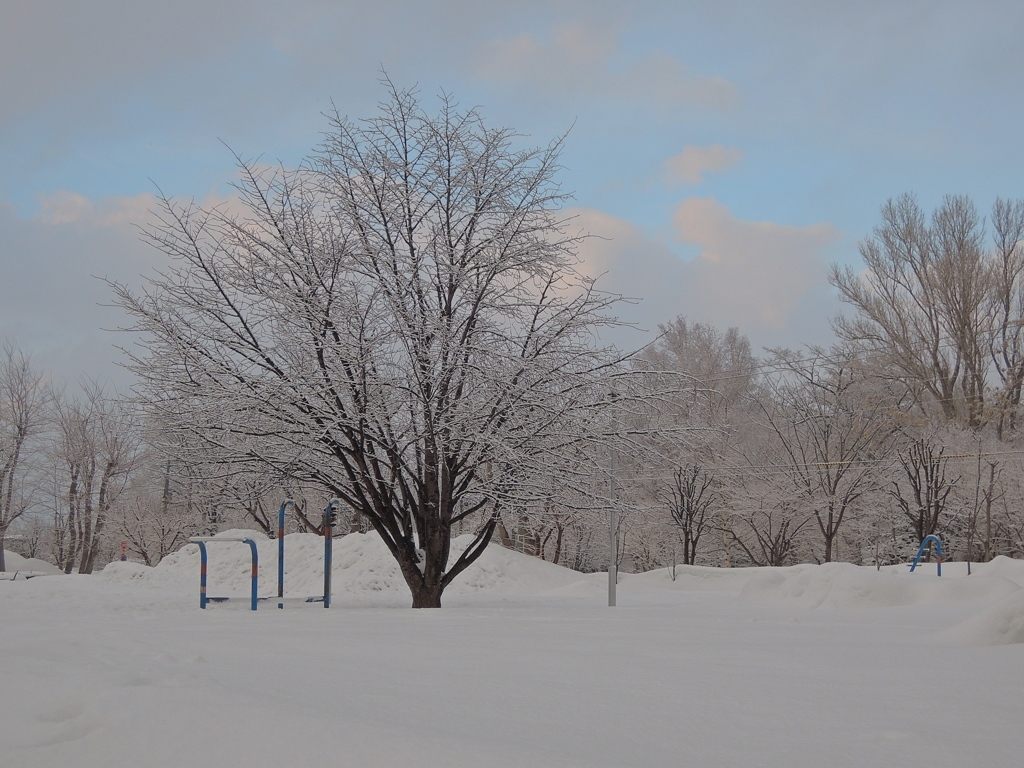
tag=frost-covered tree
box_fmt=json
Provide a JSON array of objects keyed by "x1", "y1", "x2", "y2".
[
  {"x1": 52, "y1": 383, "x2": 138, "y2": 574},
  {"x1": 0, "y1": 345, "x2": 48, "y2": 572},
  {"x1": 663, "y1": 464, "x2": 716, "y2": 565},
  {"x1": 889, "y1": 436, "x2": 959, "y2": 548},
  {"x1": 114, "y1": 86, "x2": 626, "y2": 607},
  {"x1": 624, "y1": 318, "x2": 759, "y2": 569},
  {"x1": 755, "y1": 348, "x2": 897, "y2": 563}
]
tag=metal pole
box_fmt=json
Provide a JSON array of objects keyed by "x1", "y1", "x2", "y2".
[
  {"x1": 910, "y1": 534, "x2": 943, "y2": 576},
  {"x1": 198, "y1": 541, "x2": 208, "y2": 609},
  {"x1": 323, "y1": 500, "x2": 338, "y2": 608},
  {"x1": 277, "y1": 500, "x2": 293, "y2": 607},
  {"x1": 244, "y1": 539, "x2": 258, "y2": 611}
]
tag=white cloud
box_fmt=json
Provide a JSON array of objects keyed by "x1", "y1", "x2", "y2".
[
  {"x1": 9, "y1": 187, "x2": 250, "y2": 385},
  {"x1": 672, "y1": 197, "x2": 839, "y2": 328},
  {"x1": 665, "y1": 145, "x2": 743, "y2": 185},
  {"x1": 34, "y1": 190, "x2": 159, "y2": 228},
  {"x1": 475, "y1": 22, "x2": 738, "y2": 112},
  {"x1": 568, "y1": 200, "x2": 840, "y2": 350},
  {"x1": 618, "y1": 52, "x2": 738, "y2": 112},
  {"x1": 35, "y1": 190, "x2": 94, "y2": 224},
  {"x1": 32, "y1": 188, "x2": 254, "y2": 230}
]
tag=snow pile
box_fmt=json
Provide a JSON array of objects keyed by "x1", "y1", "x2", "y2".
[
  {"x1": 100, "y1": 529, "x2": 583, "y2": 601},
  {"x1": 940, "y1": 590, "x2": 1024, "y2": 646},
  {"x1": 0, "y1": 551, "x2": 63, "y2": 578},
  {"x1": 962, "y1": 554, "x2": 1024, "y2": 587},
  {"x1": 541, "y1": 562, "x2": 759, "y2": 599},
  {"x1": 739, "y1": 561, "x2": 1021, "y2": 610},
  {"x1": 630, "y1": 562, "x2": 775, "y2": 592},
  {"x1": 100, "y1": 531, "x2": 1024, "y2": 613}
]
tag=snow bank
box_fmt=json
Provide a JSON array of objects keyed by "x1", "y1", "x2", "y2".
[
  {"x1": 99, "y1": 533, "x2": 1024, "y2": 612},
  {"x1": 940, "y1": 590, "x2": 1024, "y2": 646},
  {"x1": 99, "y1": 530, "x2": 583, "y2": 601},
  {"x1": 963, "y1": 554, "x2": 1024, "y2": 587},
  {"x1": 0, "y1": 551, "x2": 62, "y2": 577},
  {"x1": 629, "y1": 562, "x2": 784, "y2": 592},
  {"x1": 740, "y1": 561, "x2": 1021, "y2": 610},
  {"x1": 539, "y1": 562, "x2": 763, "y2": 599}
]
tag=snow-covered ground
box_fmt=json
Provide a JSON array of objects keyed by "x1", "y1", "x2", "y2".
[{"x1": 2, "y1": 532, "x2": 1023, "y2": 767}]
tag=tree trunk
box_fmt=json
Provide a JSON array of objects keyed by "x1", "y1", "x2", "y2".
[
  {"x1": 78, "y1": 468, "x2": 95, "y2": 574},
  {"x1": 64, "y1": 496, "x2": 79, "y2": 575},
  {"x1": 411, "y1": 581, "x2": 444, "y2": 608},
  {"x1": 496, "y1": 516, "x2": 512, "y2": 548},
  {"x1": 0, "y1": 531, "x2": 6, "y2": 572}
]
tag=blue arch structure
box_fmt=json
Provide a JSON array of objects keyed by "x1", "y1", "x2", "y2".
[
  {"x1": 190, "y1": 537, "x2": 259, "y2": 610},
  {"x1": 909, "y1": 534, "x2": 943, "y2": 576}
]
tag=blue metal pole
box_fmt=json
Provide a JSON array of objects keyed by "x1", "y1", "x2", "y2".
[
  {"x1": 910, "y1": 534, "x2": 943, "y2": 576},
  {"x1": 323, "y1": 499, "x2": 339, "y2": 609},
  {"x1": 244, "y1": 539, "x2": 258, "y2": 610},
  {"x1": 277, "y1": 500, "x2": 293, "y2": 606},
  {"x1": 198, "y1": 541, "x2": 208, "y2": 609}
]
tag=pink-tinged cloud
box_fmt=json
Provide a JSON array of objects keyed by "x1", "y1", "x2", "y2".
[
  {"x1": 476, "y1": 23, "x2": 738, "y2": 112},
  {"x1": 567, "y1": 201, "x2": 840, "y2": 349},
  {"x1": 672, "y1": 197, "x2": 839, "y2": 328},
  {"x1": 32, "y1": 188, "x2": 257, "y2": 230},
  {"x1": 35, "y1": 190, "x2": 94, "y2": 225},
  {"x1": 665, "y1": 145, "x2": 743, "y2": 185},
  {"x1": 35, "y1": 190, "x2": 159, "y2": 228}
]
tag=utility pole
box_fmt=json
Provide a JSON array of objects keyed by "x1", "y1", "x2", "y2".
[{"x1": 609, "y1": 391, "x2": 618, "y2": 607}]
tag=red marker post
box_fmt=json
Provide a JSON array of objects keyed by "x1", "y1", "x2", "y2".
[{"x1": 120, "y1": 541, "x2": 127, "y2": 562}]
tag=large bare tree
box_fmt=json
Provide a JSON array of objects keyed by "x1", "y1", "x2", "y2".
[
  {"x1": 831, "y1": 194, "x2": 992, "y2": 428},
  {"x1": 114, "y1": 87, "x2": 625, "y2": 607},
  {"x1": 987, "y1": 198, "x2": 1024, "y2": 436}
]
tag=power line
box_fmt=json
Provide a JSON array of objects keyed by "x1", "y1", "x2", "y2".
[{"x1": 611, "y1": 449, "x2": 1024, "y2": 482}]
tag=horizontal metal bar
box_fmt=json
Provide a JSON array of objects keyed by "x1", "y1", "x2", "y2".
[{"x1": 188, "y1": 537, "x2": 260, "y2": 543}]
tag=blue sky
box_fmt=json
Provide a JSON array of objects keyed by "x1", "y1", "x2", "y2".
[{"x1": 3, "y1": 0, "x2": 1023, "y2": 385}]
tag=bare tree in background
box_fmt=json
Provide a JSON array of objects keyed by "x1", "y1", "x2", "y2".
[
  {"x1": 756, "y1": 348, "x2": 896, "y2": 562},
  {"x1": 637, "y1": 317, "x2": 757, "y2": 423},
  {"x1": 112, "y1": 453, "x2": 198, "y2": 566},
  {"x1": 114, "y1": 86, "x2": 627, "y2": 607},
  {"x1": 987, "y1": 198, "x2": 1024, "y2": 436},
  {"x1": 0, "y1": 345, "x2": 48, "y2": 572},
  {"x1": 831, "y1": 194, "x2": 992, "y2": 428},
  {"x1": 727, "y1": 502, "x2": 810, "y2": 567},
  {"x1": 54, "y1": 384, "x2": 139, "y2": 574},
  {"x1": 628, "y1": 317, "x2": 758, "y2": 569},
  {"x1": 116, "y1": 486, "x2": 190, "y2": 567},
  {"x1": 663, "y1": 464, "x2": 716, "y2": 565},
  {"x1": 889, "y1": 437, "x2": 959, "y2": 551}
]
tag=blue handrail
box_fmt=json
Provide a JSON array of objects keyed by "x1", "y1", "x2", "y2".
[{"x1": 909, "y1": 534, "x2": 943, "y2": 576}]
